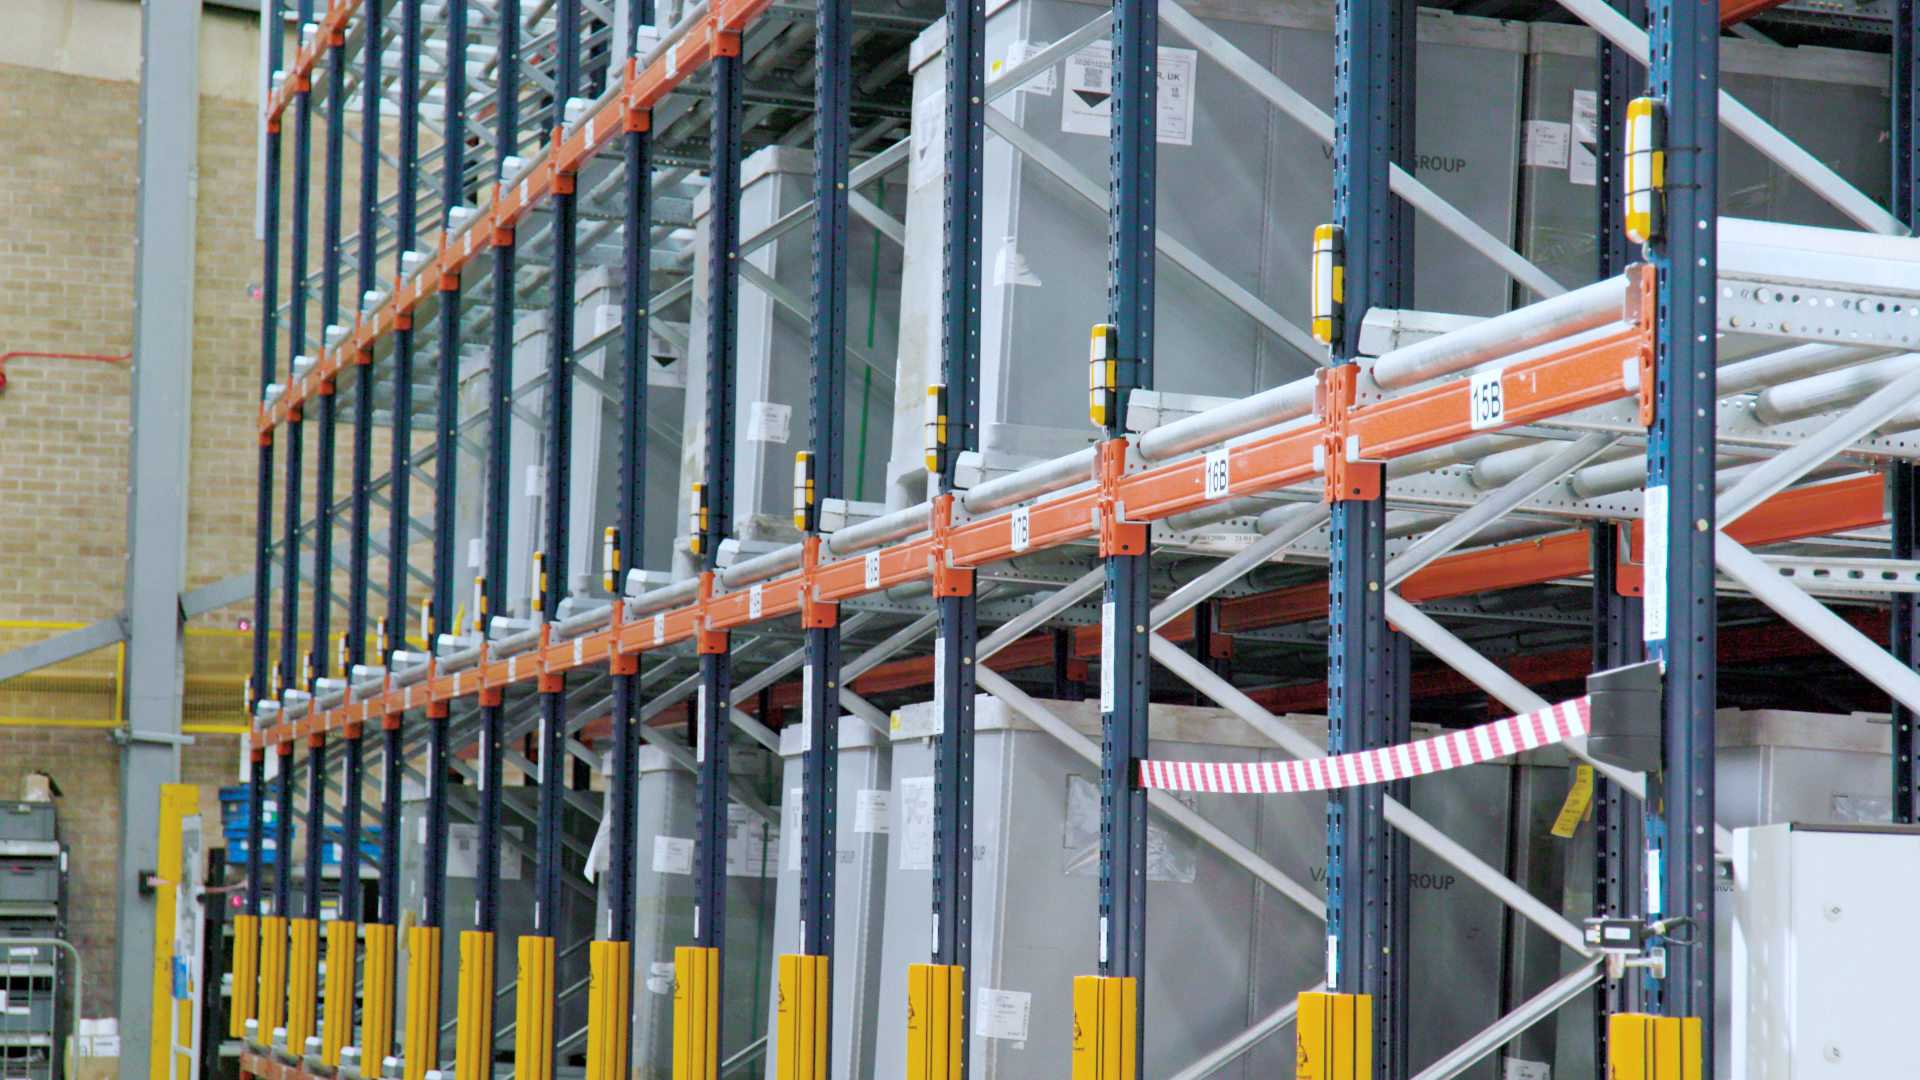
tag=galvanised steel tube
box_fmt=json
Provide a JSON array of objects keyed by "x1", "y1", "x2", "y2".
[
  {"x1": 1368, "y1": 273, "x2": 1629, "y2": 390},
  {"x1": 957, "y1": 446, "x2": 1096, "y2": 514},
  {"x1": 823, "y1": 500, "x2": 931, "y2": 556},
  {"x1": 716, "y1": 543, "x2": 804, "y2": 589},
  {"x1": 1134, "y1": 377, "x2": 1316, "y2": 461},
  {"x1": 1753, "y1": 351, "x2": 1920, "y2": 425},
  {"x1": 631, "y1": 577, "x2": 699, "y2": 616},
  {"x1": 1717, "y1": 343, "x2": 1888, "y2": 397}
]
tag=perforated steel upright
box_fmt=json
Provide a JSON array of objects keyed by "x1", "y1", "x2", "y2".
[
  {"x1": 423, "y1": 0, "x2": 471, "y2": 956},
  {"x1": 1096, "y1": 0, "x2": 1154, "y2": 1058},
  {"x1": 279, "y1": 0, "x2": 316, "y2": 705},
  {"x1": 312, "y1": 0, "x2": 347, "y2": 701},
  {"x1": 1591, "y1": 13, "x2": 1645, "y2": 1045},
  {"x1": 246, "y1": 0, "x2": 285, "y2": 991},
  {"x1": 692, "y1": 9, "x2": 745, "y2": 1039},
  {"x1": 1643, "y1": 0, "x2": 1718, "y2": 1054},
  {"x1": 341, "y1": 0, "x2": 384, "y2": 939},
  {"x1": 533, "y1": 18, "x2": 584, "y2": 1044},
  {"x1": 930, "y1": 0, "x2": 985, "y2": 1041},
  {"x1": 605, "y1": 6, "x2": 651, "y2": 947},
  {"x1": 799, "y1": 0, "x2": 853, "y2": 1010},
  {"x1": 385, "y1": 0, "x2": 424, "y2": 666},
  {"x1": 1326, "y1": 0, "x2": 1412, "y2": 1071},
  {"x1": 1892, "y1": 0, "x2": 1920, "y2": 824},
  {"x1": 477, "y1": 0, "x2": 522, "y2": 945}
]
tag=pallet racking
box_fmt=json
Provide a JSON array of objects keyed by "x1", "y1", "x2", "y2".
[{"x1": 222, "y1": 0, "x2": 1920, "y2": 1076}]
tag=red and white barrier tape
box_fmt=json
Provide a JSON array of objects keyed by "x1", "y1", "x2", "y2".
[{"x1": 1139, "y1": 695, "x2": 1591, "y2": 795}]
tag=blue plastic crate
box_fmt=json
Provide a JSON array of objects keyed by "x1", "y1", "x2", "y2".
[{"x1": 226, "y1": 839, "x2": 279, "y2": 865}]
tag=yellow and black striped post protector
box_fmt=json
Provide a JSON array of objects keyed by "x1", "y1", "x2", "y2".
[
  {"x1": 673, "y1": 945, "x2": 720, "y2": 1080},
  {"x1": 287, "y1": 917, "x2": 320, "y2": 1052},
  {"x1": 361, "y1": 922, "x2": 397, "y2": 1064},
  {"x1": 516, "y1": 936, "x2": 556, "y2": 1080},
  {"x1": 257, "y1": 915, "x2": 288, "y2": 1038},
  {"x1": 1608, "y1": 1013, "x2": 1702, "y2": 1080},
  {"x1": 322, "y1": 919, "x2": 357, "y2": 1064},
  {"x1": 1071, "y1": 975, "x2": 1136, "y2": 1080},
  {"x1": 585, "y1": 941, "x2": 633, "y2": 1080},
  {"x1": 776, "y1": 954, "x2": 829, "y2": 1080},
  {"x1": 1296, "y1": 991, "x2": 1372, "y2": 1080},
  {"x1": 905, "y1": 963, "x2": 964, "y2": 1080},
  {"x1": 229, "y1": 913, "x2": 258, "y2": 1039},
  {"x1": 404, "y1": 926, "x2": 443, "y2": 1080},
  {"x1": 455, "y1": 931, "x2": 497, "y2": 1080}
]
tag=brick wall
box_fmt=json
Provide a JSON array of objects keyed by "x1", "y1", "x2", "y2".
[{"x1": 0, "y1": 5, "x2": 267, "y2": 1020}]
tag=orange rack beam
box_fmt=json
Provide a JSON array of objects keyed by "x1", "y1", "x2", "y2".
[{"x1": 251, "y1": 296, "x2": 1656, "y2": 749}]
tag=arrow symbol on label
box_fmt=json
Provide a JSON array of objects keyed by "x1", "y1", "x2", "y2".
[{"x1": 1073, "y1": 89, "x2": 1110, "y2": 109}]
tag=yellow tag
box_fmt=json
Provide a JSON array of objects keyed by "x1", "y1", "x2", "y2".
[
  {"x1": 889, "y1": 711, "x2": 902, "y2": 732},
  {"x1": 1551, "y1": 765, "x2": 1595, "y2": 839}
]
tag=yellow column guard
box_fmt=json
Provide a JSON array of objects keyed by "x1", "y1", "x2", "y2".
[
  {"x1": 584, "y1": 941, "x2": 633, "y2": 1080},
  {"x1": 1296, "y1": 991, "x2": 1373, "y2": 1080},
  {"x1": 258, "y1": 915, "x2": 288, "y2": 1038},
  {"x1": 905, "y1": 963, "x2": 963, "y2": 1080},
  {"x1": 775, "y1": 954, "x2": 829, "y2": 1080},
  {"x1": 322, "y1": 919, "x2": 357, "y2": 1065},
  {"x1": 148, "y1": 783, "x2": 198, "y2": 1080},
  {"x1": 288, "y1": 917, "x2": 320, "y2": 1053},
  {"x1": 515, "y1": 936, "x2": 556, "y2": 1080},
  {"x1": 229, "y1": 913, "x2": 258, "y2": 1039},
  {"x1": 673, "y1": 946, "x2": 720, "y2": 1080},
  {"x1": 404, "y1": 925, "x2": 443, "y2": 1080},
  {"x1": 362, "y1": 922, "x2": 398, "y2": 1066},
  {"x1": 455, "y1": 931, "x2": 497, "y2": 1080},
  {"x1": 1608, "y1": 1013, "x2": 1703, "y2": 1080},
  {"x1": 1070, "y1": 975, "x2": 1136, "y2": 1080}
]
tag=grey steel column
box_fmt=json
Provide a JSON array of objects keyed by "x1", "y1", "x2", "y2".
[
  {"x1": 115, "y1": 0, "x2": 200, "y2": 1063},
  {"x1": 1327, "y1": 0, "x2": 1411, "y2": 1071},
  {"x1": 1644, "y1": 0, "x2": 1718, "y2": 1048}
]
